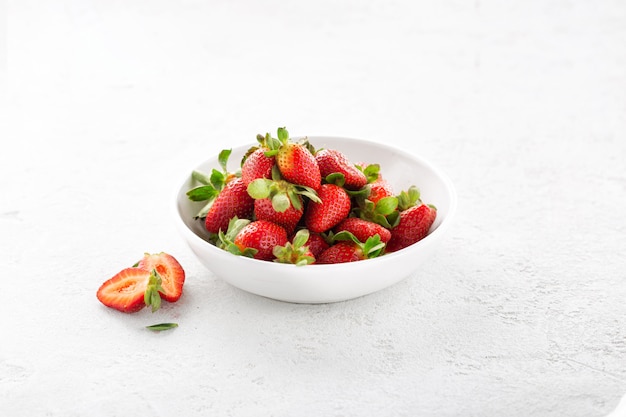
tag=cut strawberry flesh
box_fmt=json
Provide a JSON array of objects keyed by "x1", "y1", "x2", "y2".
[
  {"x1": 137, "y1": 253, "x2": 186, "y2": 302},
  {"x1": 96, "y1": 268, "x2": 150, "y2": 313}
]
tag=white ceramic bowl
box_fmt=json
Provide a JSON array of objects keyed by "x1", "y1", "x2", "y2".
[{"x1": 174, "y1": 136, "x2": 457, "y2": 304}]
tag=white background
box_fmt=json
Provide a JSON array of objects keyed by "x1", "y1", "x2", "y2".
[{"x1": 1, "y1": 1, "x2": 625, "y2": 416}]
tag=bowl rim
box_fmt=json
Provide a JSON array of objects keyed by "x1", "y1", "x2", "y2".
[{"x1": 173, "y1": 135, "x2": 457, "y2": 271}]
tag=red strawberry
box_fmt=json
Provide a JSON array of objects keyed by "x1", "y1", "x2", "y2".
[
  {"x1": 303, "y1": 231, "x2": 330, "y2": 258},
  {"x1": 386, "y1": 204, "x2": 437, "y2": 252},
  {"x1": 304, "y1": 183, "x2": 351, "y2": 233},
  {"x1": 264, "y1": 127, "x2": 321, "y2": 190},
  {"x1": 246, "y1": 174, "x2": 320, "y2": 235},
  {"x1": 97, "y1": 268, "x2": 149, "y2": 313},
  {"x1": 241, "y1": 147, "x2": 276, "y2": 186},
  {"x1": 137, "y1": 252, "x2": 186, "y2": 302},
  {"x1": 235, "y1": 220, "x2": 288, "y2": 261},
  {"x1": 204, "y1": 177, "x2": 254, "y2": 234},
  {"x1": 368, "y1": 178, "x2": 394, "y2": 204},
  {"x1": 97, "y1": 267, "x2": 164, "y2": 313},
  {"x1": 253, "y1": 197, "x2": 303, "y2": 235},
  {"x1": 333, "y1": 217, "x2": 391, "y2": 244},
  {"x1": 315, "y1": 149, "x2": 367, "y2": 190},
  {"x1": 316, "y1": 234, "x2": 385, "y2": 264}
]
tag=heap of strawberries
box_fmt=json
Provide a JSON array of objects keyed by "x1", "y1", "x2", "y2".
[{"x1": 186, "y1": 127, "x2": 437, "y2": 265}]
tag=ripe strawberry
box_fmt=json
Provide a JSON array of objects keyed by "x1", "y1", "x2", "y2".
[
  {"x1": 316, "y1": 234, "x2": 385, "y2": 264},
  {"x1": 386, "y1": 204, "x2": 437, "y2": 252},
  {"x1": 235, "y1": 220, "x2": 288, "y2": 261},
  {"x1": 315, "y1": 149, "x2": 367, "y2": 190},
  {"x1": 204, "y1": 177, "x2": 254, "y2": 234},
  {"x1": 136, "y1": 252, "x2": 185, "y2": 302},
  {"x1": 304, "y1": 183, "x2": 351, "y2": 233},
  {"x1": 273, "y1": 229, "x2": 316, "y2": 266},
  {"x1": 241, "y1": 146, "x2": 276, "y2": 186},
  {"x1": 246, "y1": 173, "x2": 320, "y2": 235},
  {"x1": 96, "y1": 267, "x2": 163, "y2": 313},
  {"x1": 264, "y1": 127, "x2": 321, "y2": 190},
  {"x1": 303, "y1": 231, "x2": 330, "y2": 258},
  {"x1": 218, "y1": 218, "x2": 288, "y2": 261},
  {"x1": 333, "y1": 217, "x2": 391, "y2": 244},
  {"x1": 368, "y1": 178, "x2": 394, "y2": 204},
  {"x1": 253, "y1": 197, "x2": 303, "y2": 235}
]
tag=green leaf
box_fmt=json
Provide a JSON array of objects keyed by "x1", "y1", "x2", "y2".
[
  {"x1": 270, "y1": 165, "x2": 282, "y2": 181},
  {"x1": 374, "y1": 196, "x2": 398, "y2": 216},
  {"x1": 247, "y1": 179, "x2": 271, "y2": 199},
  {"x1": 361, "y1": 164, "x2": 380, "y2": 183},
  {"x1": 296, "y1": 186, "x2": 321, "y2": 203},
  {"x1": 398, "y1": 186, "x2": 421, "y2": 211},
  {"x1": 277, "y1": 127, "x2": 289, "y2": 142},
  {"x1": 224, "y1": 217, "x2": 251, "y2": 242},
  {"x1": 288, "y1": 191, "x2": 302, "y2": 211},
  {"x1": 195, "y1": 200, "x2": 214, "y2": 219},
  {"x1": 271, "y1": 193, "x2": 290, "y2": 213},
  {"x1": 373, "y1": 213, "x2": 393, "y2": 229},
  {"x1": 267, "y1": 136, "x2": 282, "y2": 151},
  {"x1": 325, "y1": 172, "x2": 345, "y2": 187},
  {"x1": 386, "y1": 211, "x2": 400, "y2": 228},
  {"x1": 209, "y1": 169, "x2": 226, "y2": 190},
  {"x1": 292, "y1": 229, "x2": 310, "y2": 247},
  {"x1": 191, "y1": 170, "x2": 212, "y2": 185},
  {"x1": 146, "y1": 323, "x2": 179, "y2": 332},
  {"x1": 332, "y1": 230, "x2": 361, "y2": 244},
  {"x1": 218, "y1": 149, "x2": 232, "y2": 172},
  {"x1": 363, "y1": 235, "x2": 385, "y2": 258},
  {"x1": 346, "y1": 185, "x2": 370, "y2": 199},
  {"x1": 408, "y1": 186, "x2": 421, "y2": 203},
  {"x1": 186, "y1": 185, "x2": 218, "y2": 202}
]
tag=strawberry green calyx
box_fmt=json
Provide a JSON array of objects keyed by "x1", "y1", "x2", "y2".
[
  {"x1": 353, "y1": 194, "x2": 400, "y2": 229},
  {"x1": 247, "y1": 170, "x2": 320, "y2": 213},
  {"x1": 261, "y1": 127, "x2": 287, "y2": 157},
  {"x1": 217, "y1": 217, "x2": 257, "y2": 258},
  {"x1": 356, "y1": 163, "x2": 381, "y2": 184},
  {"x1": 325, "y1": 172, "x2": 346, "y2": 187},
  {"x1": 273, "y1": 229, "x2": 316, "y2": 266},
  {"x1": 144, "y1": 269, "x2": 164, "y2": 313},
  {"x1": 397, "y1": 186, "x2": 421, "y2": 211},
  {"x1": 187, "y1": 148, "x2": 241, "y2": 218},
  {"x1": 331, "y1": 231, "x2": 386, "y2": 259}
]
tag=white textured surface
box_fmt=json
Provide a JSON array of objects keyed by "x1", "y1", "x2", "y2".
[{"x1": 1, "y1": 1, "x2": 626, "y2": 416}]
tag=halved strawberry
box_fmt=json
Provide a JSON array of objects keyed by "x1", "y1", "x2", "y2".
[
  {"x1": 97, "y1": 267, "x2": 164, "y2": 313},
  {"x1": 137, "y1": 252, "x2": 186, "y2": 302}
]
